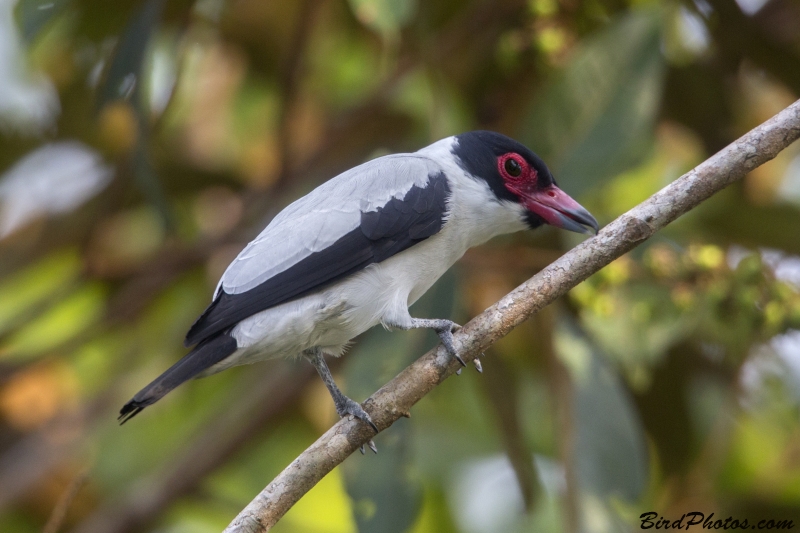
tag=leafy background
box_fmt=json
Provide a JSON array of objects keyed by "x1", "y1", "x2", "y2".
[{"x1": 1, "y1": 0, "x2": 800, "y2": 531}]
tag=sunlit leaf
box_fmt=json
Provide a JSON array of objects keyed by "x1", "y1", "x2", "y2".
[
  {"x1": 0, "y1": 249, "x2": 82, "y2": 335},
  {"x1": 1, "y1": 283, "x2": 106, "y2": 360},
  {"x1": 722, "y1": 411, "x2": 800, "y2": 500},
  {"x1": 409, "y1": 486, "x2": 459, "y2": 533},
  {"x1": 160, "y1": 501, "x2": 231, "y2": 533},
  {"x1": 69, "y1": 332, "x2": 128, "y2": 397},
  {"x1": 579, "y1": 281, "x2": 695, "y2": 372},
  {"x1": 277, "y1": 461, "x2": 357, "y2": 533}
]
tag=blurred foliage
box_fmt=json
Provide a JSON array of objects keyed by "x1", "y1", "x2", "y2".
[{"x1": 1, "y1": 0, "x2": 800, "y2": 531}]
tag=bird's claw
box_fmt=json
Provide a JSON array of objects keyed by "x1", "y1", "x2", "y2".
[
  {"x1": 457, "y1": 355, "x2": 484, "y2": 374},
  {"x1": 359, "y1": 439, "x2": 378, "y2": 455},
  {"x1": 435, "y1": 320, "x2": 467, "y2": 368},
  {"x1": 336, "y1": 397, "x2": 378, "y2": 433}
]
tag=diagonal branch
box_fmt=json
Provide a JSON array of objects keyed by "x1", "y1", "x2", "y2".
[{"x1": 224, "y1": 99, "x2": 800, "y2": 533}]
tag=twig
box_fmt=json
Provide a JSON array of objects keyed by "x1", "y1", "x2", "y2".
[
  {"x1": 480, "y1": 349, "x2": 541, "y2": 511},
  {"x1": 546, "y1": 307, "x2": 578, "y2": 533},
  {"x1": 0, "y1": 409, "x2": 90, "y2": 512},
  {"x1": 224, "y1": 99, "x2": 800, "y2": 532},
  {"x1": 273, "y1": 0, "x2": 325, "y2": 191},
  {"x1": 43, "y1": 467, "x2": 90, "y2": 533}
]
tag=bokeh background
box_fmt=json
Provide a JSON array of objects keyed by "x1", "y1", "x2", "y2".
[{"x1": 1, "y1": 0, "x2": 800, "y2": 531}]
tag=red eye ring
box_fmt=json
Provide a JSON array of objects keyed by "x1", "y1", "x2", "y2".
[{"x1": 498, "y1": 153, "x2": 527, "y2": 181}]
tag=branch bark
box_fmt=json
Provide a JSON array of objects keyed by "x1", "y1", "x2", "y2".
[{"x1": 224, "y1": 99, "x2": 800, "y2": 533}]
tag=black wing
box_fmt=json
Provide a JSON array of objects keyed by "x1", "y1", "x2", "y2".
[{"x1": 185, "y1": 172, "x2": 450, "y2": 346}]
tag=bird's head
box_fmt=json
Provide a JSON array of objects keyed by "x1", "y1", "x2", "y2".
[{"x1": 452, "y1": 131, "x2": 599, "y2": 235}]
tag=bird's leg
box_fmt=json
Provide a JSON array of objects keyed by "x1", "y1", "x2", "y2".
[
  {"x1": 305, "y1": 348, "x2": 378, "y2": 434},
  {"x1": 391, "y1": 318, "x2": 466, "y2": 367}
]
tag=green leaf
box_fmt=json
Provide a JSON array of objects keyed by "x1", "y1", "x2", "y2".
[
  {"x1": 96, "y1": 0, "x2": 174, "y2": 226},
  {"x1": 339, "y1": 327, "x2": 422, "y2": 533},
  {"x1": 1, "y1": 283, "x2": 106, "y2": 360},
  {"x1": 97, "y1": 0, "x2": 164, "y2": 108},
  {"x1": 0, "y1": 249, "x2": 82, "y2": 336},
  {"x1": 14, "y1": 0, "x2": 69, "y2": 44},
  {"x1": 555, "y1": 320, "x2": 649, "y2": 502},
  {"x1": 580, "y1": 281, "x2": 695, "y2": 372},
  {"x1": 343, "y1": 418, "x2": 421, "y2": 533},
  {"x1": 522, "y1": 10, "x2": 665, "y2": 198}
]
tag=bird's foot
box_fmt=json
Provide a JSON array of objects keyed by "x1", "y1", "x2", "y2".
[
  {"x1": 403, "y1": 317, "x2": 469, "y2": 369},
  {"x1": 335, "y1": 395, "x2": 378, "y2": 433},
  {"x1": 433, "y1": 320, "x2": 466, "y2": 367}
]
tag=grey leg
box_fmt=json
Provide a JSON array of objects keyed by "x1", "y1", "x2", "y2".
[
  {"x1": 391, "y1": 318, "x2": 466, "y2": 367},
  {"x1": 305, "y1": 348, "x2": 378, "y2": 433}
]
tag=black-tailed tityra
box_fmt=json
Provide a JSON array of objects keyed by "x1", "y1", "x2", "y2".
[{"x1": 119, "y1": 131, "x2": 599, "y2": 432}]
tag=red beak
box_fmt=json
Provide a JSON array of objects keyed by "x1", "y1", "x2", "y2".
[{"x1": 522, "y1": 185, "x2": 599, "y2": 235}]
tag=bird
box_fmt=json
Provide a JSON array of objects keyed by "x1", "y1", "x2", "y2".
[{"x1": 119, "y1": 131, "x2": 599, "y2": 433}]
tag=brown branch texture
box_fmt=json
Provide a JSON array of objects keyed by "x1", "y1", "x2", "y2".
[{"x1": 224, "y1": 99, "x2": 800, "y2": 533}]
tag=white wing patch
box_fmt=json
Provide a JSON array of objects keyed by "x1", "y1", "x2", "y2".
[{"x1": 219, "y1": 154, "x2": 446, "y2": 295}]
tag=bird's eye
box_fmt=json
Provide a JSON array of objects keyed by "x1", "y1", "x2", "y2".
[
  {"x1": 498, "y1": 153, "x2": 529, "y2": 182},
  {"x1": 504, "y1": 158, "x2": 522, "y2": 177}
]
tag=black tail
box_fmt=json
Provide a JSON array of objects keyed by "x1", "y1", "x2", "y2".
[{"x1": 118, "y1": 333, "x2": 238, "y2": 424}]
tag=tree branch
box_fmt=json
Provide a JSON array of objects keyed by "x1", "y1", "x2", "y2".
[{"x1": 224, "y1": 99, "x2": 800, "y2": 533}]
